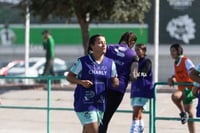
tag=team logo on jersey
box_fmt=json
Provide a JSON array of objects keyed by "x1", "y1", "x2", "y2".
[
  {"x1": 84, "y1": 90, "x2": 95, "y2": 102},
  {"x1": 89, "y1": 65, "x2": 108, "y2": 76}
]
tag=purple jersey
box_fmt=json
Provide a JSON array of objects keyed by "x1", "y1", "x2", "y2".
[
  {"x1": 197, "y1": 92, "x2": 200, "y2": 117},
  {"x1": 131, "y1": 58, "x2": 154, "y2": 98},
  {"x1": 105, "y1": 44, "x2": 137, "y2": 93},
  {"x1": 74, "y1": 55, "x2": 113, "y2": 112}
]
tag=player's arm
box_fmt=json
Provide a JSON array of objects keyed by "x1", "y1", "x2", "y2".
[
  {"x1": 189, "y1": 68, "x2": 200, "y2": 83},
  {"x1": 66, "y1": 59, "x2": 93, "y2": 88},
  {"x1": 130, "y1": 56, "x2": 139, "y2": 81},
  {"x1": 168, "y1": 75, "x2": 176, "y2": 87},
  {"x1": 110, "y1": 61, "x2": 119, "y2": 88}
]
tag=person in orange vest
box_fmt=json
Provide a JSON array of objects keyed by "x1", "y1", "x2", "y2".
[{"x1": 168, "y1": 43, "x2": 196, "y2": 133}]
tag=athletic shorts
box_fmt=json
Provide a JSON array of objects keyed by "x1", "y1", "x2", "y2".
[
  {"x1": 76, "y1": 110, "x2": 104, "y2": 126},
  {"x1": 131, "y1": 97, "x2": 148, "y2": 110},
  {"x1": 183, "y1": 88, "x2": 195, "y2": 105}
]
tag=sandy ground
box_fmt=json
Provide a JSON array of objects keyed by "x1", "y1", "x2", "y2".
[{"x1": 0, "y1": 85, "x2": 200, "y2": 133}]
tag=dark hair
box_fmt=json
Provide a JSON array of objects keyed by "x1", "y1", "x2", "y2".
[
  {"x1": 135, "y1": 43, "x2": 147, "y2": 56},
  {"x1": 42, "y1": 29, "x2": 50, "y2": 35},
  {"x1": 87, "y1": 34, "x2": 104, "y2": 54},
  {"x1": 118, "y1": 31, "x2": 137, "y2": 44},
  {"x1": 170, "y1": 43, "x2": 183, "y2": 55}
]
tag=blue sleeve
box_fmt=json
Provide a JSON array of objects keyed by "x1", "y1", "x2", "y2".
[
  {"x1": 70, "y1": 59, "x2": 82, "y2": 75},
  {"x1": 111, "y1": 61, "x2": 118, "y2": 77}
]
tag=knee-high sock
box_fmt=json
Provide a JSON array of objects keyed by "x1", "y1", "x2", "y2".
[
  {"x1": 139, "y1": 119, "x2": 144, "y2": 133},
  {"x1": 130, "y1": 120, "x2": 140, "y2": 133}
]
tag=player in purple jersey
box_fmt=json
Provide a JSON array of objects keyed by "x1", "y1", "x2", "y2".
[
  {"x1": 99, "y1": 32, "x2": 138, "y2": 133},
  {"x1": 130, "y1": 44, "x2": 154, "y2": 133},
  {"x1": 190, "y1": 64, "x2": 200, "y2": 118},
  {"x1": 66, "y1": 34, "x2": 119, "y2": 133}
]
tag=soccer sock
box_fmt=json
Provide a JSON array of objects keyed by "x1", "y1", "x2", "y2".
[
  {"x1": 130, "y1": 120, "x2": 140, "y2": 133},
  {"x1": 139, "y1": 119, "x2": 144, "y2": 133}
]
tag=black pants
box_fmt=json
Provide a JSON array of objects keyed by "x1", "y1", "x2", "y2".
[
  {"x1": 99, "y1": 89, "x2": 124, "y2": 133},
  {"x1": 43, "y1": 59, "x2": 54, "y2": 76}
]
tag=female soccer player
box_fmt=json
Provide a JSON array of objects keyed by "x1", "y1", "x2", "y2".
[
  {"x1": 168, "y1": 43, "x2": 196, "y2": 133},
  {"x1": 66, "y1": 34, "x2": 119, "y2": 133},
  {"x1": 130, "y1": 43, "x2": 154, "y2": 133},
  {"x1": 99, "y1": 32, "x2": 138, "y2": 133}
]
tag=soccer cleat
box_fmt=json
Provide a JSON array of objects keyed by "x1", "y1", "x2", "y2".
[{"x1": 179, "y1": 112, "x2": 189, "y2": 124}]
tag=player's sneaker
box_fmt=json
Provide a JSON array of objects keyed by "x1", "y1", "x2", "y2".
[{"x1": 179, "y1": 112, "x2": 189, "y2": 124}]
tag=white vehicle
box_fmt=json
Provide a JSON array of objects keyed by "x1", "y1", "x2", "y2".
[{"x1": 6, "y1": 57, "x2": 67, "y2": 84}]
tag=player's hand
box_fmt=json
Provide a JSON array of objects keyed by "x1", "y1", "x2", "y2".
[
  {"x1": 81, "y1": 80, "x2": 93, "y2": 88},
  {"x1": 168, "y1": 77, "x2": 174, "y2": 87}
]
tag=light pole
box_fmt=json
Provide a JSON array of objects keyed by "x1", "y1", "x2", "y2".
[
  {"x1": 154, "y1": 0, "x2": 160, "y2": 83},
  {"x1": 25, "y1": 0, "x2": 31, "y2": 83},
  {"x1": 25, "y1": 0, "x2": 30, "y2": 84}
]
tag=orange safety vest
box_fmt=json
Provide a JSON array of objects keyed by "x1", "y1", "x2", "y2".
[{"x1": 174, "y1": 56, "x2": 193, "y2": 91}]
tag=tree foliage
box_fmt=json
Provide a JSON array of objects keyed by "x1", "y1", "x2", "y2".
[
  {"x1": 18, "y1": 0, "x2": 151, "y2": 54},
  {"x1": 112, "y1": 0, "x2": 151, "y2": 23}
]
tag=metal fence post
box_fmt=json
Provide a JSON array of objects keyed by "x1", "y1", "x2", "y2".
[
  {"x1": 153, "y1": 83, "x2": 158, "y2": 133},
  {"x1": 149, "y1": 98, "x2": 153, "y2": 133},
  {"x1": 47, "y1": 77, "x2": 51, "y2": 133}
]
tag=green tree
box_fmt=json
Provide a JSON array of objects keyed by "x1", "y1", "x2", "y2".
[{"x1": 18, "y1": 0, "x2": 151, "y2": 55}]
